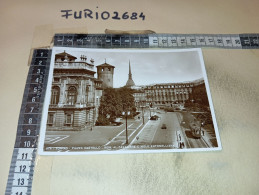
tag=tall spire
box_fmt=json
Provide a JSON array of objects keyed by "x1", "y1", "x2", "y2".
[
  {"x1": 125, "y1": 60, "x2": 135, "y2": 87},
  {"x1": 128, "y1": 60, "x2": 132, "y2": 80}
]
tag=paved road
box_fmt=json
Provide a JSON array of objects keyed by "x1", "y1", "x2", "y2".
[
  {"x1": 129, "y1": 112, "x2": 180, "y2": 149},
  {"x1": 44, "y1": 110, "x2": 210, "y2": 152},
  {"x1": 129, "y1": 111, "x2": 209, "y2": 150},
  {"x1": 152, "y1": 112, "x2": 181, "y2": 146}
]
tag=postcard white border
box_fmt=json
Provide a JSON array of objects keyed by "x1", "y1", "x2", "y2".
[{"x1": 38, "y1": 47, "x2": 222, "y2": 155}]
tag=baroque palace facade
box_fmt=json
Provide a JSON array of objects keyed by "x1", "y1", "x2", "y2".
[
  {"x1": 133, "y1": 79, "x2": 205, "y2": 109},
  {"x1": 47, "y1": 51, "x2": 114, "y2": 131}
]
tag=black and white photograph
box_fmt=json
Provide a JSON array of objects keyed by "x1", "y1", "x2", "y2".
[{"x1": 38, "y1": 48, "x2": 221, "y2": 155}]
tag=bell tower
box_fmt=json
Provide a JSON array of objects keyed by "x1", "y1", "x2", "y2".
[{"x1": 96, "y1": 60, "x2": 115, "y2": 88}]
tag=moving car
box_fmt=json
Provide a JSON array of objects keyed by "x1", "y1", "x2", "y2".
[
  {"x1": 150, "y1": 115, "x2": 159, "y2": 120},
  {"x1": 161, "y1": 124, "x2": 167, "y2": 129}
]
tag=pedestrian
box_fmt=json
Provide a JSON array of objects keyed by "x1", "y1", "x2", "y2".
[
  {"x1": 182, "y1": 142, "x2": 185, "y2": 148},
  {"x1": 202, "y1": 130, "x2": 205, "y2": 136}
]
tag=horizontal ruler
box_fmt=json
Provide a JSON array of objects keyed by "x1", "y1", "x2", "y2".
[
  {"x1": 5, "y1": 49, "x2": 51, "y2": 195},
  {"x1": 54, "y1": 33, "x2": 259, "y2": 49}
]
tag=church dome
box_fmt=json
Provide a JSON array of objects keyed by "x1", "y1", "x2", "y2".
[{"x1": 126, "y1": 78, "x2": 135, "y2": 87}]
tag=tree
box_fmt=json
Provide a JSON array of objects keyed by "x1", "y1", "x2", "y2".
[
  {"x1": 192, "y1": 83, "x2": 209, "y2": 106},
  {"x1": 118, "y1": 87, "x2": 136, "y2": 117},
  {"x1": 96, "y1": 87, "x2": 136, "y2": 126}
]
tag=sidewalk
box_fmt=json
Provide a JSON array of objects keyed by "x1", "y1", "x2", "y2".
[
  {"x1": 201, "y1": 125, "x2": 218, "y2": 148},
  {"x1": 129, "y1": 120, "x2": 154, "y2": 145}
]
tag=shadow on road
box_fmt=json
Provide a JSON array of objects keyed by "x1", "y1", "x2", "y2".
[
  {"x1": 185, "y1": 130, "x2": 199, "y2": 139},
  {"x1": 180, "y1": 112, "x2": 194, "y2": 127},
  {"x1": 181, "y1": 121, "x2": 189, "y2": 129},
  {"x1": 210, "y1": 138, "x2": 218, "y2": 147}
]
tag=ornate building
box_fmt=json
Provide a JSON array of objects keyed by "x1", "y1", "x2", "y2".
[
  {"x1": 47, "y1": 51, "x2": 104, "y2": 131},
  {"x1": 125, "y1": 60, "x2": 135, "y2": 87},
  {"x1": 133, "y1": 79, "x2": 205, "y2": 109}
]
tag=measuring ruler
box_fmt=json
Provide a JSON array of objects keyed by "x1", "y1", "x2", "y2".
[
  {"x1": 4, "y1": 32, "x2": 259, "y2": 194},
  {"x1": 5, "y1": 49, "x2": 51, "y2": 195},
  {"x1": 54, "y1": 33, "x2": 259, "y2": 49}
]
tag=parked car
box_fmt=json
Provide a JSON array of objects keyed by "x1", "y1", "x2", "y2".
[
  {"x1": 150, "y1": 115, "x2": 159, "y2": 120},
  {"x1": 161, "y1": 124, "x2": 167, "y2": 129}
]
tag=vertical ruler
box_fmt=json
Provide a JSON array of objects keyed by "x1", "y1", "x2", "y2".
[{"x1": 5, "y1": 49, "x2": 51, "y2": 195}]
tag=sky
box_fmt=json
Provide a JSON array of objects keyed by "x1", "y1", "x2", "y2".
[{"x1": 54, "y1": 48, "x2": 205, "y2": 88}]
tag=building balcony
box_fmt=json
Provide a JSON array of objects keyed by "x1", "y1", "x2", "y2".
[
  {"x1": 54, "y1": 62, "x2": 94, "y2": 70},
  {"x1": 49, "y1": 102, "x2": 95, "y2": 109}
]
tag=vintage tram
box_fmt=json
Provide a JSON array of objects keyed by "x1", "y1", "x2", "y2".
[{"x1": 189, "y1": 121, "x2": 203, "y2": 138}]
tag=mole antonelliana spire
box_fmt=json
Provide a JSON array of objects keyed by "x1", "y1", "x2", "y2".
[{"x1": 125, "y1": 60, "x2": 135, "y2": 87}]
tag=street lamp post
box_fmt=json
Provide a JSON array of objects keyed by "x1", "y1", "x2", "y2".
[
  {"x1": 122, "y1": 111, "x2": 130, "y2": 145},
  {"x1": 149, "y1": 102, "x2": 153, "y2": 118},
  {"x1": 199, "y1": 121, "x2": 205, "y2": 137},
  {"x1": 140, "y1": 106, "x2": 145, "y2": 124}
]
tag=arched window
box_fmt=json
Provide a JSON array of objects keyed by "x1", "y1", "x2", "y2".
[
  {"x1": 51, "y1": 86, "x2": 60, "y2": 105},
  {"x1": 67, "y1": 86, "x2": 77, "y2": 105}
]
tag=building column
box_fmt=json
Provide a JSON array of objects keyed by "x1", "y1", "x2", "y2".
[
  {"x1": 73, "y1": 110, "x2": 81, "y2": 127},
  {"x1": 59, "y1": 77, "x2": 67, "y2": 106},
  {"x1": 76, "y1": 78, "x2": 83, "y2": 104}
]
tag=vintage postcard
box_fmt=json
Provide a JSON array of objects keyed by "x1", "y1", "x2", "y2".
[{"x1": 38, "y1": 47, "x2": 221, "y2": 155}]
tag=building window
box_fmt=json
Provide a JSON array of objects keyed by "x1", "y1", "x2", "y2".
[
  {"x1": 65, "y1": 112, "x2": 73, "y2": 124},
  {"x1": 86, "y1": 85, "x2": 90, "y2": 102},
  {"x1": 54, "y1": 77, "x2": 60, "y2": 83},
  {"x1": 51, "y1": 86, "x2": 60, "y2": 105},
  {"x1": 96, "y1": 97, "x2": 99, "y2": 106},
  {"x1": 65, "y1": 112, "x2": 73, "y2": 125},
  {"x1": 67, "y1": 86, "x2": 77, "y2": 105},
  {"x1": 47, "y1": 113, "x2": 54, "y2": 125}
]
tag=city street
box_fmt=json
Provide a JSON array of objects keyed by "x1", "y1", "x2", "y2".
[
  {"x1": 125, "y1": 110, "x2": 213, "y2": 150},
  {"x1": 44, "y1": 112, "x2": 150, "y2": 151},
  {"x1": 44, "y1": 109, "x2": 213, "y2": 152}
]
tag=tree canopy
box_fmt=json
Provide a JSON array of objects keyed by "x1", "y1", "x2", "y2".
[
  {"x1": 192, "y1": 83, "x2": 209, "y2": 106},
  {"x1": 96, "y1": 87, "x2": 136, "y2": 125}
]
